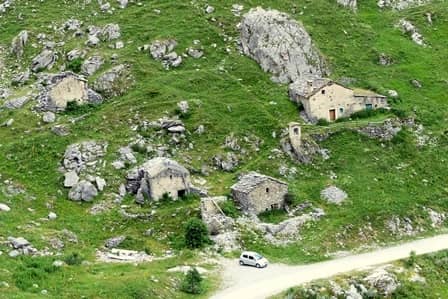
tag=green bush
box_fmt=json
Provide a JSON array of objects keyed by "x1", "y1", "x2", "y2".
[
  {"x1": 184, "y1": 218, "x2": 210, "y2": 249},
  {"x1": 316, "y1": 118, "x2": 330, "y2": 126},
  {"x1": 180, "y1": 268, "x2": 203, "y2": 294},
  {"x1": 64, "y1": 101, "x2": 98, "y2": 115},
  {"x1": 64, "y1": 252, "x2": 84, "y2": 266},
  {"x1": 219, "y1": 200, "x2": 241, "y2": 218},
  {"x1": 284, "y1": 192, "x2": 295, "y2": 206},
  {"x1": 66, "y1": 58, "x2": 83, "y2": 73},
  {"x1": 350, "y1": 107, "x2": 388, "y2": 120},
  {"x1": 406, "y1": 250, "x2": 417, "y2": 267}
]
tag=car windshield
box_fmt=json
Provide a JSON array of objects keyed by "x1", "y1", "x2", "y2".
[{"x1": 254, "y1": 254, "x2": 263, "y2": 260}]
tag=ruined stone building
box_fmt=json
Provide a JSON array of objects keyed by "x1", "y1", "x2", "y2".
[
  {"x1": 231, "y1": 172, "x2": 288, "y2": 214},
  {"x1": 126, "y1": 157, "x2": 191, "y2": 202},
  {"x1": 289, "y1": 78, "x2": 388, "y2": 122}
]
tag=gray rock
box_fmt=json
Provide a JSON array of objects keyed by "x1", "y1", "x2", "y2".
[
  {"x1": 378, "y1": 53, "x2": 393, "y2": 65},
  {"x1": 364, "y1": 268, "x2": 398, "y2": 295},
  {"x1": 149, "y1": 39, "x2": 182, "y2": 69},
  {"x1": 205, "y1": 5, "x2": 215, "y2": 13},
  {"x1": 8, "y1": 237, "x2": 30, "y2": 249},
  {"x1": 66, "y1": 49, "x2": 85, "y2": 61},
  {"x1": 240, "y1": 7, "x2": 329, "y2": 84},
  {"x1": 2, "y1": 118, "x2": 14, "y2": 127},
  {"x1": 52, "y1": 260, "x2": 65, "y2": 267},
  {"x1": 112, "y1": 160, "x2": 125, "y2": 169},
  {"x1": 48, "y1": 212, "x2": 57, "y2": 220},
  {"x1": 42, "y1": 112, "x2": 56, "y2": 123},
  {"x1": 31, "y1": 49, "x2": 57, "y2": 72},
  {"x1": 63, "y1": 141, "x2": 108, "y2": 174},
  {"x1": 8, "y1": 250, "x2": 21, "y2": 258},
  {"x1": 337, "y1": 0, "x2": 357, "y2": 10},
  {"x1": 68, "y1": 180, "x2": 98, "y2": 202},
  {"x1": 95, "y1": 176, "x2": 106, "y2": 191},
  {"x1": 321, "y1": 186, "x2": 347, "y2": 204},
  {"x1": 81, "y1": 56, "x2": 103, "y2": 76},
  {"x1": 63, "y1": 19, "x2": 82, "y2": 31},
  {"x1": 11, "y1": 70, "x2": 30, "y2": 85},
  {"x1": 104, "y1": 235, "x2": 126, "y2": 248},
  {"x1": 64, "y1": 171, "x2": 79, "y2": 188},
  {"x1": 51, "y1": 125, "x2": 70, "y2": 136},
  {"x1": 378, "y1": 0, "x2": 429, "y2": 10},
  {"x1": 101, "y1": 24, "x2": 121, "y2": 41},
  {"x1": 117, "y1": 0, "x2": 128, "y2": 9},
  {"x1": 214, "y1": 152, "x2": 239, "y2": 171},
  {"x1": 0, "y1": 203, "x2": 11, "y2": 212},
  {"x1": 411, "y1": 79, "x2": 422, "y2": 88},
  {"x1": 37, "y1": 72, "x2": 102, "y2": 111},
  {"x1": 397, "y1": 19, "x2": 426, "y2": 46},
  {"x1": 11, "y1": 30, "x2": 28, "y2": 58},
  {"x1": 3, "y1": 96, "x2": 29, "y2": 109},
  {"x1": 167, "y1": 125, "x2": 186, "y2": 133},
  {"x1": 93, "y1": 64, "x2": 133, "y2": 97},
  {"x1": 388, "y1": 90, "x2": 399, "y2": 98},
  {"x1": 187, "y1": 48, "x2": 204, "y2": 59},
  {"x1": 85, "y1": 35, "x2": 100, "y2": 47}
]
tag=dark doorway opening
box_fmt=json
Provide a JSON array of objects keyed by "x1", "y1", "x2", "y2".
[{"x1": 177, "y1": 189, "x2": 186, "y2": 198}]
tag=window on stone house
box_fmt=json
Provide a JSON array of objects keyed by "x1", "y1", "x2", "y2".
[
  {"x1": 170, "y1": 175, "x2": 173, "y2": 180},
  {"x1": 266, "y1": 188, "x2": 269, "y2": 193},
  {"x1": 321, "y1": 89, "x2": 326, "y2": 95},
  {"x1": 294, "y1": 128, "x2": 299, "y2": 135}
]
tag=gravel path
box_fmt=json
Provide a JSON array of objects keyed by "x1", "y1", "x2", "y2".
[{"x1": 211, "y1": 234, "x2": 448, "y2": 299}]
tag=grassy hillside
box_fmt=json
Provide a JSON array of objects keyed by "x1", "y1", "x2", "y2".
[{"x1": 0, "y1": 0, "x2": 448, "y2": 297}]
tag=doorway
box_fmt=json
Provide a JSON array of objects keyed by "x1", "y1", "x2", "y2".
[{"x1": 329, "y1": 109, "x2": 336, "y2": 121}]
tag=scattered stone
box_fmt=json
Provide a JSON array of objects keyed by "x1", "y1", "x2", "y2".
[
  {"x1": 48, "y1": 212, "x2": 57, "y2": 220},
  {"x1": 67, "y1": 49, "x2": 85, "y2": 61},
  {"x1": 187, "y1": 48, "x2": 204, "y2": 59},
  {"x1": 337, "y1": 0, "x2": 357, "y2": 10},
  {"x1": 52, "y1": 260, "x2": 65, "y2": 267},
  {"x1": 378, "y1": 0, "x2": 429, "y2": 10},
  {"x1": 68, "y1": 180, "x2": 98, "y2": 202},
  {"x1": 95, "y1": 177, "x2": 106, "y2": 192},
  {"x1": 3, "y1": 96, "x2": 29, "y2": 109},
  {"x1": 64, "y1": 171, "x2": 79, "y2": 188},
  {"x1": 63, "y1": 141, "x2": 108, "y2": 174},
  {"x1": 96, "y1": 248, "x2": 153, "y2": 263},
  {"x1": 0, "y1": 203, "x2": 11, "y2": 212},
  {"x1": 51, "y1": 125, "x2": 70, "y2": 136},
  {"x1": 8, "y1": 237, "x2": 30, "y2": 249},
  {"x1": 240, "y1": 7, "x2": 329, "y2": 84},
  {"x1": 388, "y1": 90, "x2": 399, "y2": 98},
  {"x1": 231, "y1": 4, "x2": 244, "y2": 16},
  {"x1": 31, "y1": 49, "x2": 57, "y2": 72},
  {"x1": 364, "y1": 268, "x2": 398, "y2": 296},
  {"x1": 11, "y1": 70, "x2": 30, "y2": 85},
  {"x1": 2, "y1": 118, "x2": 14, "y2": 127},
  {"x1": 93, "y1": 64, "x2": 133, "y2": 97},
  {"x1": 10, "y1": 30, "x2": 28, "y2": 58},
  {"x1": 411, "y1": 79, "x2": 422, "y2": 88},
  {"x1": 378, "y1": 53, "x2": 393, "y2": 66},
  {"x1": 101, "y1": 24, "x2": 121, "y2": 41},
  {"x1": 149, "y1": 39, "x2": 182, "y2": 69},
  {"x1": 213, "y1": 152, "x2": 239, "y2": 171},
  {"x1": 105, "y1": 236, "x2": 126, "y2": 248},
  {"x1": 397, "y1": 19, "x2": 426, "y2": 46},
  {"x1": 81, "y1": 56, "x2": 103, "y2": 76},
  {"x1": 42, "y1": 112, "x2": 56, "y2": 123},
  {"x1": 321, "y1": 186, "x2": 347, "y2": 205},
  {"x1": 167, "y1": 265, "x2": 208, "y2": 275},
  {"x1": 117, "y1": 0, "x2": 128, "y2": 9},
  {"x1": 63, "y1": 18, "x2": 82, "y2": 31},
  {"x1": 205, "y1": 5, "x2": 215, "y2": 14},
  {"x1": 201, "y1": 197, "x2": 234, "y2": 235}
]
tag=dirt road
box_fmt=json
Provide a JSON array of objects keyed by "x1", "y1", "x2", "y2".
[{"x1": 211, "y1": 234, "x2": 448, "y2": 299}]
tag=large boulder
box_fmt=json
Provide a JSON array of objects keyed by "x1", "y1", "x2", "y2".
[
  {"x1": 68, "y1": 180, "x2": 98, "y2": 202},
  {"x1": 364, "y1": 268, "x2": 399, "y2": 295},
  {"x1": 321, "y1": 186, "x2": 347, "y2": 204},
  {"x1": 240, "y1": 7, "x2": 329, "y2": 84},
  {"x1": 10, "y1": 30, "x2": 28, "y2": 58},
  {"x1": 37, "y1": 72, "x2": 102, "y2": 111},
  {"x1": 100, "y1": 24, "x2": 121, "y2": 41},
  {"x1": 81, "y1": 55, "x2": 103, "y2": 76},
  {"x1": 149, "y1": 39, "x2": 182, "y2": 69},
  {"x1": 3, "y1": 96, "x2": 29, "y2": 109},
  {"x1": 31, "y1": 49, "x2": 57, "y2": 72},
  {"x1": 93, "y1": 64, "x2": 133, "y2": 97}
]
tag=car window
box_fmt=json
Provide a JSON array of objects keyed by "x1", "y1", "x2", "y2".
[
  {"x1": 249, "y1": 256, "x2": 254, "y2": 260},
  {"x1": 255, "y1": 254, "x2": 263, "y2": 260},
  {"x1": 243, "y1": 255, "x2": 248, "y2": 258}
]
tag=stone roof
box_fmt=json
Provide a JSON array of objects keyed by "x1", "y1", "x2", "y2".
[
  {"x1": 289, "y1": 78, "x2": 331, "y2": 98},
  {"x1": 231, "y1": 172, "x2": 287, "y2": 194},
  {"x1": 141, "y1": 157, "x2": 189, "y2": 179},
  {"x1": 353, "y1": 88, "x2": 386, "y2": 97}
]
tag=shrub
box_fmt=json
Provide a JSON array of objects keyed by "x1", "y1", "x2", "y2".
[
  {"x1": 219, "y1": 200, "x2": 241, "y2": 218},
  {"x1": 64, "y1": 252, "x2": 84, "y2": 266},
  {"x1": 67, "y1": 58, "x2": 83, "y2": 73},
  {"x1": 316, "y1": 118, "x2": 330, "y2": 126},
  {"x1": 184, "y1": 218, "x2": 210, "y2": 249},
  {"x1": 406, "y1": 250, "x2": 417, "y2": 267},
  {"x1": 284, "y1": 192, "x2": 295, "y2": 206},
  {"x1": 160, "y1": 192, "x2": 173, "y2": 202},
  {"x1": 13, "y1": 258, "x2": 58, "y2": 291},
  {"x1": 65, "y1": 101, "x2": 98, "y2": 115},
  {"x1": 180, "y1": 268, "x2": 203, "y2": 294}
]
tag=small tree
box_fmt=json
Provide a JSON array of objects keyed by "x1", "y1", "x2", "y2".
[
  {"x1": 180, "y1": 268, "x2": 203, "y2": 294},
  {"x1": 184, "y1": 218, "x2": 210, "y2": 249}
]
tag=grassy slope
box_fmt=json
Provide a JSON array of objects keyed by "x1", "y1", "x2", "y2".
[{"x1": 0, "y1": 0, "x2": 447, "y2": 297}]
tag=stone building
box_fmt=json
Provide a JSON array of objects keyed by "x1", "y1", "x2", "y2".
[
  {"x1": 231, "y1": 172, "x2": 288, "y2": 214},
  {"x1": 288, "y1": 122, "x2": 302, "y2": 154},
  {"x1": 289, "y1": 78, "x2": 388, "y2": 122},
  {"x1": 126, "y1": 157, "x2": 191, "y2": 203}
]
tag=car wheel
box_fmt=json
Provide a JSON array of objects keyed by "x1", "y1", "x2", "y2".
[
  {"x1": 239, "y1": 260, "x2": 244, "y2": 266},
  {"x1": 256, "y1": 263, "x2": 261, "y2": 268}
]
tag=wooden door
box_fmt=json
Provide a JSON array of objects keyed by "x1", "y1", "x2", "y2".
[{"x1": 329, "y1": 109, "x2": 336, "y2": 121}]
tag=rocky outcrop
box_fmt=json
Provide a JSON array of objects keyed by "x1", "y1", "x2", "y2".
[
  {"x1": 201, "y1": 197, "x2": 235, "y2": 235},
  {"x1": 63, "y1": 141, "x2": 108, "y2": 175},
  {"x1": 93, "y1": 64, "x2": 133, "y2": 97},
  {"x1": 100, "y1": 23, "x2": 121, "y2": 41},
  {"x1": 81, "y1": 56, "x2": 103, "y2": 76},
  {"x1": 321, "y1": 186, "x2": 348, "y2": 205},
  {"x1": 240, "y1": 7, "x2": 329, "y2": 84},
  {"x1": 397, "y1": 19, "x2": 426, "y2": 46},
  {"x1": 364, "y1": 269, "x2": 399, "y2": 295},
  {"x1": 68, "y1": 180, "x2": 98, "y2": 202},
  {"x1": 37, "y1": 72, "x2": 102, "y2": 111},
  {"x1": 10, "y1": 30, "x2": 28, "y2": 58},
  {"x1": 3, "y1": 96, "x2": 29, "y2": 109},
  {"x1": 378, "y1": 0, "x2": 430, "y2": 10}
]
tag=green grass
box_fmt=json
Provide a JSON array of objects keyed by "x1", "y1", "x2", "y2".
[{"x1": 0, "y1": 0, "x2": 448, "y2": 297}]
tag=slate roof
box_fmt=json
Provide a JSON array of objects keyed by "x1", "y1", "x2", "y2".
[
  {"x1": 231, "y1": 172, "x2": 287, "y2": 194},
  {"x1": 141, "y1": 157, "x2": 189, "y2": 178}
]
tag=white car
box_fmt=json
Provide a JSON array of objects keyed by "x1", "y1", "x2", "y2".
[{"x1": 239, "y1": 251, "x2": 268, "y2": 268}]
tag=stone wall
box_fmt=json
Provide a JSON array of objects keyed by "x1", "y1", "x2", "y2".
[{"x1": 148, "y1": 169, "x2": 190, "y2": 200}]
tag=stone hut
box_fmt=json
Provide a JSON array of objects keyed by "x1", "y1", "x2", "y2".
[
  {"x1": 231, "y1": 172, "x2": 288, "y2": 214},
  {"x1": 289, "y1": 78, "x2": 388, "y2": 122},
  {"x1": 126, "y1": 157, "x2": 191, "y2": 203}
]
